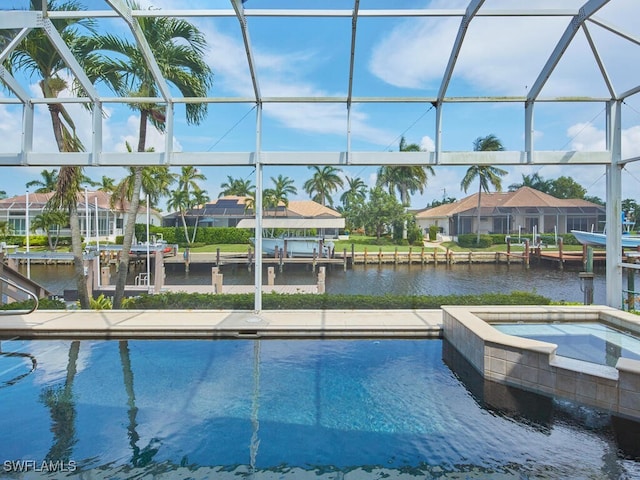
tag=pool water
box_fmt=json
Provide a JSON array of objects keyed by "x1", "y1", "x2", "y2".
[
  {"x1": 493, "y1": 322, "x2": 640, "y2": 367},
  {"x1": 1, "y1": 339, "x2": 639, "y2": 478}
]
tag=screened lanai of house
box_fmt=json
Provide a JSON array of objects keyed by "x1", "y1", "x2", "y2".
[{"x1": 1, "y1": 0, "x2": 639, "y2": 310}]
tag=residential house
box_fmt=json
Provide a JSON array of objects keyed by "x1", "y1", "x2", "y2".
[
  {"x1": 163, "y1": 195, "x2": 345, "y2": 237},
  {"x1": 0, "y1": 191, "x2": 163, "y2": 242},
  {"x1": 415, "y1": 187, "x2": 605, "y2": 239}
]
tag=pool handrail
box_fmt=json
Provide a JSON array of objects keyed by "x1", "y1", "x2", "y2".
[{"x1": 0, "y1": 275, "x2": 39, "y2": 315}]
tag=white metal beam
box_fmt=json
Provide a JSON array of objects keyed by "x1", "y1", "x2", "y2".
[
  {"x1": 42, "y1": 18, "x2": 99, "y2": 101},
  {"x1": 0, "y1": 27, "x2": 31, "y2": 63},
  {"x1": 588, "y1": 16, "x2": 640, "y2": 46},
  {"x1": 527, "y1": 0, "x2": 610, "y2": 102},
  {"x1": 231, "y1": 0, "x2": 261, "y2": 104},
  {"x1": 437, "y1": 0, "x2": 485, "y2": 102},
  {"x1": 605, "y1": 100, "x2": 623, "y2": 308},
  {"x1": 104, "y1": 0, "x2": 172, "y2": 102},
  {"x1": 0, "y1": 67, "x2": 30, "y2": 103},
  {"x1": 582, "y1": 23, "x2": 615, "y2": 99}
]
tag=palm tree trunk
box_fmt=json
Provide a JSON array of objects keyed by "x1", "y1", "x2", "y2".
[
  {"x1": 113, "y1": 168, "x2": 142, "y2": 308},
  {"x1": 69, "y1": 204, "x2": 91, "y2": 308},
  {"x1": 114, "y1": 111, "x2": 148, "y2": 308},
  {"x1": 180, "y1": 210, "x2": 190, "y2": 244}
]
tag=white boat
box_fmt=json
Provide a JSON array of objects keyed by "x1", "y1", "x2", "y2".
[
  {"x1": 251, "y1": 236, "x2": 334, "y2": 257},
  {"x1": 571, "y1": 230, "x2": 640, "y2": 248}
]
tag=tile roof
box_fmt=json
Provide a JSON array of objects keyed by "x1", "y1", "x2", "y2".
[
  {"x1": 0, "y1": 191, "x2": 162, "y2": 215},
  {"x1": 415, "y1": 187, "x2": 603, "y2": 218}
]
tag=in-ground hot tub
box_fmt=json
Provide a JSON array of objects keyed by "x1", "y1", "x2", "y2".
[{"x1": 442, "y1": 305, "x2": 640, "y2": 421}]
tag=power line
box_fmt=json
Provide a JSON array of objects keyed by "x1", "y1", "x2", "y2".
[{"x1": 206, "y1": 105, "x2": 257, "y2": 152}]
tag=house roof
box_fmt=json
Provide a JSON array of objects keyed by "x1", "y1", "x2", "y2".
[
  {"x1": 0, "y1": 191, "x2": 158, "y2": 215},
  {"x1": 189, "y1": 196, "x2": 341, "y2": 219},
  {"x1": 415, "y1": 187, "x2": 604, "y2": 218}
]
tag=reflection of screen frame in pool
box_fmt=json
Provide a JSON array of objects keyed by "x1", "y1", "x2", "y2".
[{"x1": 492, "y1": 322, "x2": 640, "y2": 367}]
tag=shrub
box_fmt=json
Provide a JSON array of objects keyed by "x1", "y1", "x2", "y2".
[
  {"x1": 457, "y1": 234, "x2": 493, "y2": 248},
  {"x1": 429, "y1": 225, "x2": 438, "y2": 241},
  {"x1": 122, "y1": 291, "x2": 550, "y2": 310}
]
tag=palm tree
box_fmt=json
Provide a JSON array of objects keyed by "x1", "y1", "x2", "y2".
[
  {"x1": 9, "y1": 0, "x2": 122, "y2": 308},
  {"x1": 91, "y1": 2, "x2": 212, "y2": 308},
  {"x1": 340, "y1": 176, "x2": 367, "y2": 208},
  {"x1": 26, "y1": 169, "x2": 59, "y2": 193},
  {"x1": 376, "y1": 137, "x2": 434, "y2": 207},
  {"x1": 167, "y1": 167, "x2": 208, "y2": 244},
  {"x1": 270, "y1": 174, "x2": 297, "y2": 215},
  {"x1": 178, "y1": 166, "x2": 206, "y2": 198},
  {"x1": 461, "y1": 134, "x2": 508, "y2": 243},
  {"x1": 219, "y1": 176, "x2": 254, "y2": 197},
  {"x1": 11, "y1": 1, "x2": 88, "y2": 304},
  {"x1": 508, "y1": 172, "x2": 551, "y2": 193},
  {"x1": 303, "y1": 166, "x2": 344, "y2": 207},
  {"x1": 46, "y1": 167, "x2": 91, "y2": 307},
  {"x1": 167, "y1": 189, "x2": 192, "y2": 244},
  {"x1": 95, "y1": 175, "x2": 117, "y2": 193},
  {"x1": 31, "y1": 210, "x2": 68, "y2": 250}
]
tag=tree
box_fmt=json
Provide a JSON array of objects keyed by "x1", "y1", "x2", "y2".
[
  {"x1": 270, "y1": 174, "x2": 297, "y2": 215},
  {"x1": 623, "y1": 199, "x2": 639, "y2": 230},
  {"x1": 303, "y1": 166, "x2": 344, "y2": 207},
  {"x1": 219, "y1": 176, "x2": 254, "y2": 197},
  {"x1": 9, "y1": 0, "x2": 121, "y2": 308},
  {"x1": 548, "y1": 176, "x2": 587, "y2": 199},
  {"x1": 31, "y1": 210, "x2": 68, "y2": 250},
  {"x1": 361, "y1": 187, "x2": 408, "y2": 240},
  {"x1": 92, "y1": 5, "x2": 213, "y2": 308},
  {"x1": 95, "y1": 175, "x2": 117, "y2": 193},
  {"x1": 461, "y1": 135, "x2": 508, "y2": 243},
  {"x1": 339, "y1": 176, "x2": 368, "y2": 232},
  {"x1": 167, "y1": 166, "x2": 208, "y2": 244},
  {"x1": 340, "y1": 176, "x2": 367, "y2": 209},
  {"x1": 377, "y1": 136, "x2": 435, "y2": 207},
  {"x1": 26, "y1": 169, "x2": 59, "y2": 193},
  {"x1": 508, "y1": 172, "x2": 552, "y2": 193}
]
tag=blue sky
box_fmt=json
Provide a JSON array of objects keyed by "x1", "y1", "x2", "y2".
[{"x1": 2, "y1": 0, "x2": 640, "y2": 210}]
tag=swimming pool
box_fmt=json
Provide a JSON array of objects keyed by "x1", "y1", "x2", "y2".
[
  {"x1": 1, "y1": 338, "x2": 639, "y2": 478},
  {"x1": 493, "y1": 322, "x2": 640, "y2": 367}
]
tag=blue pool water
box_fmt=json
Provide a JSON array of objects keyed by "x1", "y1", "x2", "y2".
[
  {"x1": 0, "y1": 339, "x2": 639, "y2": 478},
  {"x1": 493, "y1": 322, "x2": 640, "y2": 367}
]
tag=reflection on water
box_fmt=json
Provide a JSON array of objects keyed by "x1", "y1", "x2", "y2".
[
  {"x1": 0, "y1": 339, "x2": 638, "y2": 478},
  {"x1": 20, "y1": 261, "x2": 613, "y2": 304}
]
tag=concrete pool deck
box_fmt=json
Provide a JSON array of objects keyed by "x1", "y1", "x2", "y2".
[{"x1": 0, "y1": 309, "x2": 443, "y2": 339}]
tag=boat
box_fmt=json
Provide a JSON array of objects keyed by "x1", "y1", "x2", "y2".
[
  {"x1": 251, "y1": 235, "x2": 334, "y2": 258},
  {"x1": 571, "y1": 230, "x2": 640, "y2": 248}
]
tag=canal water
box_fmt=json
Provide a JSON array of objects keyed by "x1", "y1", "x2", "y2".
[{"x1": 19, "y1": 261, "x2": 616, "y2": 305}]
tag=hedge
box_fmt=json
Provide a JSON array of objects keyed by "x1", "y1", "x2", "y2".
[
  {"x1": 121, "y1": 290, "x2": 551, "y2": 310},
  {"x1": 140, "y1": 226, "x2": 252, "y2": 246}
]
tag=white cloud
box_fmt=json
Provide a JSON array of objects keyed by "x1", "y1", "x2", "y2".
[{"x1": 369, "y1": 0, "x2": 640, "y2": 98}]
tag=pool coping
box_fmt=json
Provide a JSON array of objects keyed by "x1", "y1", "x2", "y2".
[{"x1": 0, "y1": 308, "x2": 443, "y2": 339}]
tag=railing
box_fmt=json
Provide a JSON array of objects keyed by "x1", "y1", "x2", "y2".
[{"x1": 0, "y1": 276, "x2": 39, "y2": 315}]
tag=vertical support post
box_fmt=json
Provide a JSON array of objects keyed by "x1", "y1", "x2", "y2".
[
  {"x1": 343, "y1": 247, "x2": 347, "y2": 272},
  {"x1": 606, "y1": 100, "x2": 623, "y2": 308},
  {"x1": 183, "y1": 247, "x2": 190, "y2": 273},
  {"x1": 507, "y1": 237, "x2": 511, "y2": 265},
  {"x1": 317, "y1": 266, "x2": 326, "y2": 294},
  {"x1": 267, "y1": 266, "x2": 275, "y2": 286},
  {"x1": 101, "y1": 266, "x2": 111, "y2": 288},
  {"x1": 627, "y1": 268, "x2": 635, "y2": 311},
  {"x1": 216, "y1": 247, "x2": 220, "y2": 266},
  {"x1": 254, "y1": 106, "x2": 264, "y2": 312},
  {"x1": 558, "y1": 237, "x2": 564, "y2": 270},
  {"x1": 154, "y1": 250, "x2": 163, "y2": 292},
  {"x1": 351, "y1": 243, "x2": 355, "y2": 266},
  {"x1": 524, "y1": 239, "x2": 530, "y2": 269}
]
